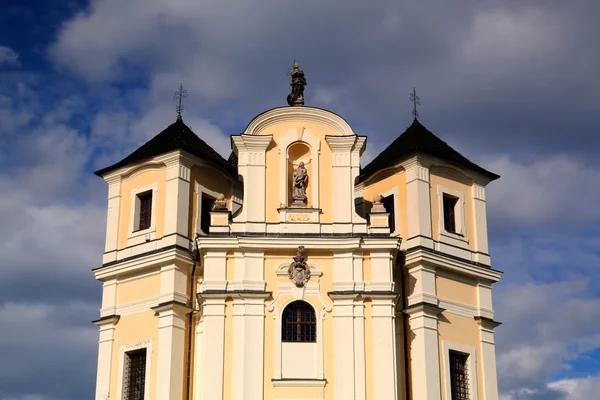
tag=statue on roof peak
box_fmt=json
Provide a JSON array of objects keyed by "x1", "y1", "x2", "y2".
[{"x1": 287, "y1": 62, "x2": 306, "y2": 107}]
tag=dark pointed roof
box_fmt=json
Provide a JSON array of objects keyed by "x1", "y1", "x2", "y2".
[
  {"x1": 359, "y1": 119, "x2": 499, "y2": 182},
  {"x1": 94, "y1": 116, "x2": 236, "y2": 177}
]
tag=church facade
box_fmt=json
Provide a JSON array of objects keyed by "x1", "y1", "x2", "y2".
[{"x1": 92, "y1": 68, "x2": 502, "y2": 400}]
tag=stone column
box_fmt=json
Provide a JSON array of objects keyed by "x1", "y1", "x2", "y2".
[
  {"x1": 405, "y1": 303, "x2": 443, "y2": 400},
  {"x1": 402, "y1": 157, "x2": 433, "y2": 249},
  {"x1": 93, "y1": 315, "x2": 119, "y2": 400}
]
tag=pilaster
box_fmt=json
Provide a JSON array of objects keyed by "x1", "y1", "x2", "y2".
[
  {"x1": 104, "y1": 176, "x2": 121, "y2": 253},
  {"x1": 93, "y1": 315, "x2": 119, "y2": 400},
  {"x1": 475, "y1": 317, "x2": 502, "y2": 400},
  {"x1": 331, "y1": 293, "x2": 358, "y2": 400},
  {"x1": 371, "y1": 294, "x2": 398, "y2": 400},
  {"x1": 354, "y1": 298, "x2": 367, "y2": 400},
  {"x1": 231, "y1": 134, "x2": 273, "y2": 230},
  {"x1": 326, "y1": 135, "x2": 358, "y2": 232},
  {"x1": 152, "y1": 302, "x2": 191, "y2": 400},
  {"x1": 197, "y1": 297, "x2": 226, "y2": 399},
  {"x1": 402, "y1": 157, "x2": 433, "y2": 249},
  {"x1": 351, "y1": 137, "x2": 368, "y2": 224},
  {"x1": 164, "y1": 153, "x2": 193, "y2": 238},
  {"x1": 405, "y1": 303, "x2": 443, "y2": 400},
  {"x1": 472, "y1": 181, "x2": 490, "y2": 264}
]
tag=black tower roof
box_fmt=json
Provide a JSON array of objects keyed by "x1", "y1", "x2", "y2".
[
  {"x1": 359, "y1": 119, "x2": 499, "y2": 182},
  {"x1": 94, "y1": 116, "x2": 236, "y2": 177}
]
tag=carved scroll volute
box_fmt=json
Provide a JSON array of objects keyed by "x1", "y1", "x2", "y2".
[{"x1": 288, "y1": 246, "x2": 311, "y2": 287}]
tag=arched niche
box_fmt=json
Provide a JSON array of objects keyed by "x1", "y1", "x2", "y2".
[
  {"x1": 278, "y1": 127, "x2": 321, "y2": 210},
  {"x1": 287, "y1": 141, "x2": 312, "y2": 206}
]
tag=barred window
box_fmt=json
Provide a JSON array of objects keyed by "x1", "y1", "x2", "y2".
[
  {"x1": 282, "y1": 301, "x2": 316, "y2": 342},
  {"x1": 137, "y1": 191, "x2": 152, "y2": 231},
  {"x1": 449, "y1": 350, "x2": 469, "y2": 400},
  {"x1": 124, "y1": 349, "x2": 147, "y2": 400},
  {"x1": 443, "y1": 194, "x2": 458, "y2": 233}
]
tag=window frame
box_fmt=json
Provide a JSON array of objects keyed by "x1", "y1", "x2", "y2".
[
  {"x1": 437, "y1": 185, "x2": 468, "y2": 245},
  {"x1": 127, "y1": 183, "x2": 158, "y2": 243},
  {"x1": 117, "y1": 340, "x2": 152, "y2": 400},
  {"x1": 282, "y1": 300, "x2": 317, "y2": 343},
  {"x1": 136, "y1": 191, "x2": 153, "y2": 232},
  {"x1": 442, "y1": 341, "x2": 479, "y2": 400}
]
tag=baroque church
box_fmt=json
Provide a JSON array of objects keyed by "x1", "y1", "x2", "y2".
[{"x1": 92, "y1": 64, "x2": 502, "y2": 400}]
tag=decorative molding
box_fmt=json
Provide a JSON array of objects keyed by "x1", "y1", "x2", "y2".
[
  {"x1": 473, "y1": 184, "x2": 486, "y2": 201},
  {"x1": 244, "y1": 106, "x2": 356, "y2": 137}
]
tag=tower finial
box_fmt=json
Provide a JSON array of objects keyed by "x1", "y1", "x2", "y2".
[
  {"x1": 410, "y1": 87, "x2": 421, "y2": 120},
  {"x1": 173, "y1": 83, "x2": 188, "y2": 119}
]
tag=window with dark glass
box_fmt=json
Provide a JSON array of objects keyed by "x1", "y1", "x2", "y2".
[
  {"x1": 382, "y1": 194, "x2": 396, "y2": 233},
  {"x1": 137, "y1": 191, "x2": 152, "y2": 231},
  {"x1": 282, "y1": 301, "x2": 316, "y2": 342},
  {"x1": 200, "y1": 194, "x2": 215, "y2": 234},
  {"x1": 123, "y1": 348, "x2": 147, "y2": 400},
  {"x1": 449, "y1": 350, "x2": 469, "y2": 400},
  {"x1": 443, "y1": 194, "x2": 458, "y2": 233}
]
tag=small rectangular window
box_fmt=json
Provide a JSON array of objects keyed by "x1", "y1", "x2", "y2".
[
  {"x1": 200, "y1": 194, "x2": 215, "y2": 234},
  {"x1": 449, "y1": 351, "x2": 469, "y2": 400},
  {"x1": 382, "y1": 194, "x2": 396, "y2": 233},
  {"x1": 137, "y1": 191, "x2": 152, "y2": 231},
  {"x1": 124, "y1": 349, "x2": 147, "y2": 400},
  {"x1": 443, "y1": 194, "x2": 458, "y2": 233}
]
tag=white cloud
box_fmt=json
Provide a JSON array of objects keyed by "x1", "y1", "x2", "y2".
[
  {"x1": 484, "y1": 155, "x2": 600, "y2": 229},
  {"x1": 548, "y1": 376, "x2": 600, "y2": 399},
  {"x1": 0, "y1": 46, "x2": 19, "y2": 66}
]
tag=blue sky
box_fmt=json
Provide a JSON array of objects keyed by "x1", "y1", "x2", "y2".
[{"x1": 1, "y1": 1, "x2": 599, "y2": 399}]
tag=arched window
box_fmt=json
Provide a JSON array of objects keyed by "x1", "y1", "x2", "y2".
[{"x1": 282, "y1": 301, "x2": 316, "y2": 342}]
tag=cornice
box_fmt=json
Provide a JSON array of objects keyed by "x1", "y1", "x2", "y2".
[{"x1": 244, "y1": 106, "x2": 355, "y2": 137}]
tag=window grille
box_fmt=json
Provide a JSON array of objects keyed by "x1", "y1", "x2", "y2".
[
  {"x1": 138, "y1": 192, "x2": 152, "y2": 231},
  {"x1": 282, "y1": 301, "x2": 316, "y2": 342},
  {"x1": 443, "y1": 194, "x2": 458, "y2": 233},
  {"x1": 449, "y1": 350, "x2": 469, "y2": 400},
  {"x1": 123, "y1": 349, "x2": 146, "y2": 400}
]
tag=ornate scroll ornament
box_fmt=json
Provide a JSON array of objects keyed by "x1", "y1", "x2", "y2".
[{"x1": 288, "y1": 246, "x2": 311, "y2": 287}]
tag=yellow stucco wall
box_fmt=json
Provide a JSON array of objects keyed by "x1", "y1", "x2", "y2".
[
  {"x1": 110, "y1": 311, "x2": 159, "y2": 399},
  {"x1": 435, "y1": 274, "x2": 478, "y2": 307},
  {"x1": 429, "y1": 166, "x2": 476, "y2": 251},
  {"x1": 189, "y1": 166, "x2": 233, "y2": 238},
  {"x1": 118, "y1": 167, "x2": 167, "y2": 249},
  {"x1": 362, "y1": 169, "x2": 408, "y2": 238},
  {"x1": 437, "y1": 313, "x2": 484, "y2": 400},
  {"x1": 257, "y1": 121, "x2": 336, "y2": 224},
  {"x1": 115, "y1": 272, "x2": 161, "y2": 306}
]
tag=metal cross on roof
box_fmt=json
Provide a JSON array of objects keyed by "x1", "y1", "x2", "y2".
[
  {"x1": 409, "y1": 87, "x2": 421, "y2": 120},
  {"x1": 174, "y1": 83, "x2": 188, "y2": 117}
]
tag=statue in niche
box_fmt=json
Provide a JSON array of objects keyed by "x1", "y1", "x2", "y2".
[
  {"x1": 287, "y1": 63, "x2": 306, "y2": 107},
  {"x1": 288, "y1": 246, "x2": 311, "y2": 287},
  {"x1": 292, "y1": 161, "x2": 308, "y2": 206}
]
